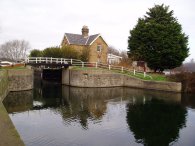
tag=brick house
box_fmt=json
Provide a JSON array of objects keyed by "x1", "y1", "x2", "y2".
[{"x1": 61, "y1": 26, "x2": 108, "y2": 64}]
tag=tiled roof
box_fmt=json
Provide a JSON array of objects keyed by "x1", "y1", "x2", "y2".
[{"x1": 65, "y1": 33, "x2": 99, "y2": 45}]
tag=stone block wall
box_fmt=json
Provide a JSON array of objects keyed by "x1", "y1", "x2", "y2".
[
  {"x1": 8, "y1": 69, "x2": 34, "y2": 91},
  {"x1": 0, "y1": 69, "x2": 34, "y2": 101},
  {"x1": 89, "y1": 36, "x2": 108, "y2": 64},
  {"x1": 68, "y1": 70, "x2": 123, "y2": 87},
  {"x1": 62, "y1": 69, "x2": 182, "y2": 92}
]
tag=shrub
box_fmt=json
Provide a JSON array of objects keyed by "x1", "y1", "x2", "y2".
[
  {"x1": 42, "y1": 47, "x2": 63, "y2": 58},
  {"x1": 79, "y1": 47, "x2": 90, "y2": 62},
  {"x1": 168, "y1": 72, "x2": 195, "y2": 93},
  {"x1": 61, "y1": 46, "x2": 79, "y2": 59},
  {"x1": 29, "y1": 49, "x2": 43, "y2": 57}
]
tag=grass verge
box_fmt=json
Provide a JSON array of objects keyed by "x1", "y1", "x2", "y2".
[
  {"x1": 71, "y1": 66, "x2": 168, "y2": 82},
  {"x1": 0, "y1": 66, "x2": 26, "y2": 70}
]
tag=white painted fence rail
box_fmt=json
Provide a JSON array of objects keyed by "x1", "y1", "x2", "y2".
[{"x1": 26, "y1": 57, "x2": 151, "y2": 79}]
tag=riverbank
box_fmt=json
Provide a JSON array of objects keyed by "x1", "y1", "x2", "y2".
[
  {"x1": 168, "y1": 72, "x2": 195, "y2": 93},
  {"x1": 0, "y1": 69, "x2": 34, "y2": 146},
  {"x1": 62, "y1": 68, "x2": 182, "y2": 92}
]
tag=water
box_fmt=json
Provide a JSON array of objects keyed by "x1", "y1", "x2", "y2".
[{"x1": 3, "y1": 81, "x2": 195, "y2": 146}]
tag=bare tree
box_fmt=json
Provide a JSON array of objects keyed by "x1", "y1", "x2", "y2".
[
  {"x1": 120, "y1": 51, "x2": 128, "y2": 60},
  {"x1": 183, "y1": 60, "x2": 195, "y2": 72},
  {"x1": 108, "y1": 46, "x2": 120, "y2": 56},
  {"x1": 0, "y1": 40, "x2": 30, "y2": 61},
  {"x1": 118, "y1": 50, "x2": 133, "y2": 67}
]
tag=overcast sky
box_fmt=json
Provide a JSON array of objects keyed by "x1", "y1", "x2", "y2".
[{"x1": 0, "y1": 0, "x2": 194, "y2": 61}]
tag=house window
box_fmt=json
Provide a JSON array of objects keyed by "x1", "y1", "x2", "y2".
[{"x1": 97, "y1": 45, "x2": 102, "y2": 52}]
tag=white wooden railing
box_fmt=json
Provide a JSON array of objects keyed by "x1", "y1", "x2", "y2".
[{"x1": 26, "y1": 57, "x2": 152, "y2": 78}]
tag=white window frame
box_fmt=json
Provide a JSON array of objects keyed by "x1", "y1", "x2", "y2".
[{"x1": 97, "y1": 45, "x2": 102, "y2": 52}]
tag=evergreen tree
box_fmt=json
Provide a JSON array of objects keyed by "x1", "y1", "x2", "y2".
[{"x1": 128, "y1": 4, "x2": 189, "y2": 72}]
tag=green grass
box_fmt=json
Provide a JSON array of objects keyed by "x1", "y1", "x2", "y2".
[
  {"x1": 71, "y1": 66, "x2": 101, "y2": 70},
  {"x1": 71, "y1": 66, "x2": 169, "y2": 82},
  {"x1": 0, "y1": 66, "x2": 26, "y2": 70}
]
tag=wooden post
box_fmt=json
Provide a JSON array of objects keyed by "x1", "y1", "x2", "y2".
[
  {"x1": 71, "y1": 59, "x2": 72, "y2": 65},
  {"x1": 95, "y1": 62, "x2": 98, "y2": 68},
  {"x1": 134, "y1": 69, "x2": 135, "y2": 75},
  {"x1": 61, "y1": 58, "x2": 62, "y2": 64},
  {"x1": 109, "y1": 65, "x2": 111, "y2": 70},
  {"x1": 46, "y1": 58, "x2": 48, "y2": 64},
  {"x1": 144, "y1": 64, "x2": 146, "y2": 78},
  {"x1": 36, "y1": 58, "x2": 37, "y2": 63},
  {"x1": 51, "y1": 57, "x2": 52, "y2": 63},
  {"x1": 82, "y1": 62, "x2": 84, "y2": 68},
  {"x1": 122, "y1": 67, "x2": 123, "y2": 72}
]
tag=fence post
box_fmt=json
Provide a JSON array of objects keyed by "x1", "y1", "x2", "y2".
[
  {"x1": 134, "y1": 69, "x2": 135, "y2": 75},
  {"x1": 82, "y1": 62, "x2": 84, "y2": 68},
  {"x1": 36, "y1": 58, "x2": 37, "y2": 63},
  {"x1": 51, "y1": 57, "x2": 52, "y2": 63},
  {"x1": 39, "y1": 57, "x2": 41, "y2": 63},
  {"x1": 71, "y1": 59, "x2": 72, "y2": 65},
  {"x1": 144, "y1": 72, "x2": 146, "y2": 78},
  {"x1": 61, "y1": 58, "x2": 62, "y2": 64},
  {"x1": 95, "y1": 62, "x2": 98, "y2": 68},
  {"x1": 109, "y1": 65, "x2": 111, "y2": 70},
  {"x1": 46, "y1": 58, "x2": 48, "y2": 64},
  {"x1": 121, "y1": 67, "x2": 123, "y2": 72}
]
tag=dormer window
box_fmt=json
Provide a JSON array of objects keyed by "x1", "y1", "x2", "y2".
[{"x1": 97, "y1": 45, "x2": 102, "y2": 52}]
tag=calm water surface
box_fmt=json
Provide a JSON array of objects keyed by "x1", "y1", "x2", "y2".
[{"x1": 3, "y1": 81, "x2": 195, "y2": 146}]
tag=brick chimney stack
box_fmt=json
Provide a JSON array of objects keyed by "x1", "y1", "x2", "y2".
[{"x1": 82, "y1": 25, "x2": 89, "y2": 37}]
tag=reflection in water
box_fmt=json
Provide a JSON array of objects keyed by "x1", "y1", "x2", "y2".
[
  {"x1": 3, "y1": 81, "x2": 195, "y2": 146},
  {"x1": 126, "y1": 99, "x2": 187, "y2": 146},
  {"x1": 3, "y1": 90, "x2": 33, "y2": 113},
  {"x1": 181, "y1": 93, "x2": 195, "y2": 109}
]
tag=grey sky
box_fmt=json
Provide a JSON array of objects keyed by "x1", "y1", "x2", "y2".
[{"x1": 0, "y1": 0, "x2": 194, "y2": 61}]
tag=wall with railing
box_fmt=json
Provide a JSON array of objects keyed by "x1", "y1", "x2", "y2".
[
  {"x1": 62, "y1": 69, "x2": 182, "y2": 92},
  {"x1": 26, "y1": 57, "x2": 150, "y2": 78}
]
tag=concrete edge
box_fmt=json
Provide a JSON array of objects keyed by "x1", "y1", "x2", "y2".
[
  {"x1": 0, "y1": 69, "x2": 34, "y2": 146},
  {"x1": 65, "y1": 69, "x2": 182, "y2": 93}
]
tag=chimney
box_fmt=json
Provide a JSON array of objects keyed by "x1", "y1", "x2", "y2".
[{"x1": 82, "y1": 25, "x2": 89, "y2": 37}]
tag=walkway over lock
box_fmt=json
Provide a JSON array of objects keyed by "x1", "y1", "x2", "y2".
[
  {"x1": 26, "y1": 57, "x2": 149, "y2": 78},
  {"x1": 26, "y1": 57, "x2": 82, "y2": 68}
]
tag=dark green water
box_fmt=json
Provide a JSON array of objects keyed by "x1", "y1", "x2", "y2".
[{"x1": 3, "y1": 81, "x2": 195, "y2": 146}]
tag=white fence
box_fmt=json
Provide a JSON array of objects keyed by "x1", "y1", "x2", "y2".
[{"x1": 26, "y1": 57, "x2": 151, "y2": 78}]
